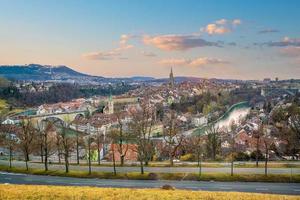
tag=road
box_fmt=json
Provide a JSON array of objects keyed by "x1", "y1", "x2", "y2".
[
  {"x1": 0, "y1": 172, "x2": 300, "y2": 195},
  {"x1": 1, "y1": 160, "x2": 300, "y2": 174}
]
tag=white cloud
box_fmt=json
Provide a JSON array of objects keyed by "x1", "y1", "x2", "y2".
[
  {"x1": 202, "y1": 24, "x2": 231, "y2": 35},
  {"x1": 232, "y1": 19, "x2": 242, "y2": 25},
  {"x1": 82, "y1": 51, "x2": 121, "y2": 60},
  {"x1": 141, "y1": 51, "x2": 157, "y2": 57},
  {"x1": 143, "y1": 34, "x2": 220, "y2": 51},
  {"x1": 264, "y1": 37, "x2": 300, "y2": 47},
  {"x1": 280, "y1": 46, "x2": 300, "y2": 57},
  {"x1": 82, "y1": 34, "x2": 134, "y2": 60},
  {"x1": 215, "y1": 19, "x2": 227, "y2": 25},
  {"x1": 158, "y1": 57, "x2": 229, "y2": 67},
  {"x1": 201, "y1": 19, "x2": 242, "y2": 35}
]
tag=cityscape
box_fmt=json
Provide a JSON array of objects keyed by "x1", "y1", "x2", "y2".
[{"x1": 0, "y1": 1, "x2": 300, "y2": 200}]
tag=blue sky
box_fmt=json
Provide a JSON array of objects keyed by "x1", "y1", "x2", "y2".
[{"x1": 0, "y1": 0, "x2": 300, "y2": 79}]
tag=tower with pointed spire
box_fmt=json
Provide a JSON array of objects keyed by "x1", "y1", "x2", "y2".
[
  {"x1": 169, "y1": 67, "x2": 175, "y2": 89},
  {"x1": 107, "y1": 92, "x2": 114, "y2": 114}
]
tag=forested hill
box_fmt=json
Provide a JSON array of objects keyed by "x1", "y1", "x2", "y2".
[{"x1": 0, "y1": 64, "x2": 102, "y2": 81}]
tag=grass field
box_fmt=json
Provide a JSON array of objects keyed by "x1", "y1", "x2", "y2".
[
  {"x1": 1, "y1": 165, "x2": 299, "y2": 183},
  {"x1": 0, "y1": 184, "x2": 299, "y2": 200}
]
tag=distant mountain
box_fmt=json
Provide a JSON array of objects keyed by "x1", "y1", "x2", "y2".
[
  {"x1": 0, "y1": 64, "x2": 103, "y2": 81},
  {"x1": 129, "y1": 76, "x2": 156, "y2": 81},
  {"x1": 0, "y1": 64, "x2": 216, "y2": 84}
]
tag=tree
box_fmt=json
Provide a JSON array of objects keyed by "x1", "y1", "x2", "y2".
[
  {"x1": 18, "y1": 119, "x2": 36, "y2": 171},
  {"x1": 107, "y1": 128, "x2": 118, "y2": 175},
  {"x1": 163, "y1": 110, "x2": 185, "y2": 166},
  {"x1": 55, "y1": 117, "x2": 75, "y2": 173},
  {"x1": 84, "y1": 124, "x2": 94, "y2": 175},
  {"x1": 185, "y1": 135, "x2": 204, "y2": 176},
  {"x1": 252, "y1": 125, "x2": 263, "y2": 167},
  {"x1": 206, "y1": 124, "x2": 221, "y2": 160},
  {"x1": 0, "y1": 124, "x2": 19, "y2": 168},
  {"x1": 107, "y1": 112, "x2": 129, "y2": 166},
  {"x1": 75, "y1": 127, "x2": 83, "y2": 165},
  {"x1": 129, "y1": 100, "x2": 155, "y2": 174},
  {"x1": 259, "y1": 123, "x2": 273, "y2": 176},
  {"x1": 228, "y1": 122, "x2": 238, "y2": 176},
  {"x1": 71, "y1": 120, "x2": 84, "y2": 165},
  {"x1": 289, "y1": 106, "x2": 300, "y2": 153},
  {"x1": 36, "y1": 120, "x2": 56, "y2": 171}
]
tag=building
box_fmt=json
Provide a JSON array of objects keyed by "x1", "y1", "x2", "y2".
[
  {"x1": 169, "y1": 67, "x2": 175, "y2": 89},
  {"x1": 103, "y1": 94, "x2": 114, "y2": 114}
]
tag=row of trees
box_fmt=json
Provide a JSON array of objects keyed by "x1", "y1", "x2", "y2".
[
  {"x1": 1, "y1": 101, "x2": 299, "y2": 177},
  {"x1": 0, "y1": 80, "x2": 137, "y2": 107}
]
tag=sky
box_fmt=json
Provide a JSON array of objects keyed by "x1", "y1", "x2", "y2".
[{"x1": 0, "y1": 0, "x2": 300, "y2": 80}]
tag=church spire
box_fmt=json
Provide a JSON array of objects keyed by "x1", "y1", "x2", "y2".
[{"x1": 169, "y1": 67, "x2": 175, "y2": 89}]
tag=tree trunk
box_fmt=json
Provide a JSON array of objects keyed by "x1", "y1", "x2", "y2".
[
  {"x1": 265, "y1": 148, "x2": 268, "y2": 176},
  {"x1": 88, "y1": 141, "x2": 91, "y2": 175},
  {"x1": 120, "y1": 155, "x2": 124, "y2": 167},
  {"x1": 58, "y1": 150, "x2": 61, "y2": 164},
  {"x1": 256, "y1": 137, "x2": 259, "y2": 167},
  {"x1": 112, "y1": 146, "x2": 116, "y2": 175},
  {"x1": 40, "y1": 143, "x2": 44, "y2": 163},
  {"x1": 97, "y1": 145, "x2": 101, "y2": 165},
  {"x1": 44, "y1": 147, "x2": 48, "y2": 171},
  {"x1": 9, "y1": 145, "x2": 12, "y2": 168},
  {"x1": 76, "y1": 137, "x2": 80, "y2": 165},
  {"x1": 231, "y1": 160, "x2": 234, "y2": 176},
  {"x1": 231, "y1": 150, "x2": 234, "y2": 176},
  {"x1": 25, "y1": 159, "x2": 29, "y2": 171},
  {"x1": 170, "y1": 152, "x2": 174, "y2": 166},
  {"x1": 140, "y1": 160, "x2": 144, "y2": 174},
  {"x1": 199, "y1": 156, "x2": 202, "y2": 177},
  {"x1": 65, "y1": 153, "x2": 69, "y2": 173},
  {"x1": 212, "y1": 147, "x2": 216, "y2": 160}
]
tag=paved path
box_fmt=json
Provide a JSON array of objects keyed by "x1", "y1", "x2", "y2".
[
  {"x1": 1, "y1": 160, "x2": 300, "y2": 175},
  {"x1": 1, "y1": 172, "x2": 300, "y2": 195}
]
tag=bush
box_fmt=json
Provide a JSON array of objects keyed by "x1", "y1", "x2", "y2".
[
  {"x1": 180, "y1": 153, "x2": 195, "y2": 161},
  {"x1": 234, "y1": 152, "x2": 250, "y2": 161},
  {"x1": 148, "y1": 173, "x2": 159, "y2": 180},
  {"x1": 250, "y1": 150, "x2": 264, "y2": 161},
  {"x1": 161, "y1": 184, "x2": 175, "y2": 190}
]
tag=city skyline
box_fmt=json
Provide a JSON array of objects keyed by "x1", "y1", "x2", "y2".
[{"x1": 1, "y1": 0, "x2": 300, "y2": 80}]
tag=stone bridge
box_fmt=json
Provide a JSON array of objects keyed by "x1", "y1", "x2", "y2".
[{"x1": 16, "y1": 110, "x2": 87, "y2": 124}]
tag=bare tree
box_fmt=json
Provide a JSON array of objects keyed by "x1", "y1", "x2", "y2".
[
  {"x1": 229, "y1": 121, "x2": 238, "y2": 176},
  {"x1": 36, "y1": 120, "x2": 56, "y2": 171},
  {"x1": 257, "y1": 122, "x2": 273, "y2": 176},
  {"x1": 206, "y1": 124, "x2": 221, "y2": 161},
  {"x1": 129, "y1": 100, "x2": 155, "y2": 174},
  {"x1": 95, "y1": 128, "x2": 104, "y2": 166},
  {"x1": 107, "y1": 128, "x2": 118, "y2": 175},
  {"x1": 163, "y1": 110, "x2": 185, "y2": 166},
  {"x1": 55, "y1": 117, "x2": 75, "y2": 173},
  {"x1": 185, "y1": 135, "x2": 204, "y2": 176},
  {"x1": 74, "y1": 123, "x2": 83, "y2": 165},
  {"x1": 252, "y1": 126, "x2": 262, "y2": 167},
  {"x1": 82, "y1": 123, "x2": 94, "y2": 175},
  {"x1": 108, "y1": 112, "x2": 130, "y2": 166},
  {"x1": 0, "y1": 124, "x2": 19, "y2": 168},
  {"x1": 18, "y1": 119, "x2": 35, "y2": 171}
]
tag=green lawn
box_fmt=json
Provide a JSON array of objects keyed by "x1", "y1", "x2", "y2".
[{"x1": 0, "y1": 165, "x2": 299, "y2": 183}]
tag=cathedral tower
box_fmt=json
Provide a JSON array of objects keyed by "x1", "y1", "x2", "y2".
[{"x1": 169, "y1": 67, "x2": 175, "y2": 88}]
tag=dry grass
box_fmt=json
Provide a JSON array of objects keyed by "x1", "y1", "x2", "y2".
[{"x1": 0, "y1": 184, "x2": 299, "y2": 200}]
